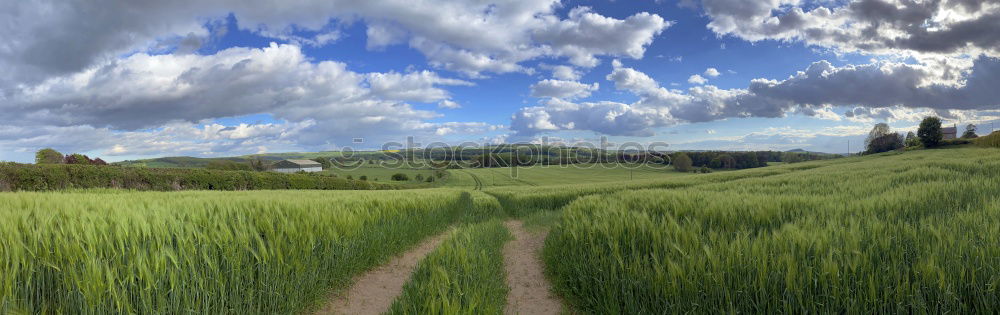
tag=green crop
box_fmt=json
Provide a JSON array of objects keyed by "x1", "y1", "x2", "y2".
[
  {"x1": 0, "y1": 189, "x2": 471, "y2": 314},
  {"x1": 544, "y1": 147, "x2": 1000, "y2": 313},
  {"x1": 388, "y1": 220, "x2": 512, "y2": 314}
]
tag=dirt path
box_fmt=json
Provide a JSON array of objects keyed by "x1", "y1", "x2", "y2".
[
  {"x1": 314, "y1": 231, "x2": 449, "y2": 315},
  {"x1": 503, "y1": 220, "x2": 563, "y2": 315}
]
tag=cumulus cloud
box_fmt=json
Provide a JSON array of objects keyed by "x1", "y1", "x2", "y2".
[
  {"x1": 530, "y1": 79, "x2": 600, "y2": 99},
  {"x1": 541, "y1": 64, "x2": 584, "y2": 80},
  {"x1": 704, "y1": 68, "x2": 721, "y2": 77},
  {"x1": 509, "y1": 54, "x2": 1000, "y2": 137},
  {"x1": 367, "y1": 70, "x2": 472, "y2": 103},
  {"x1": 533, "y1": 7, "x2": 671, "y2": 67},
  {"x1": 0, "y1": 43, "x2": 505, "y2": 156},
  {"x1": 688, "y1": 74, "x2": 708, "y2": 84},
  {"x1": 748, "y1": 56, "x2": 1000, "y2": 111},
  {"x1": 438, "y1": 100, "x2": 462, "y2": 109},
  {"x1": 0, "y1": 0, "x2": 670, "y2": 85},
  {"x1": 683, "y1": 0, "x2": 1000, "y2": 58},
  {"x1": 0, "y1": 1, "x2": 674, "y2": 160}
]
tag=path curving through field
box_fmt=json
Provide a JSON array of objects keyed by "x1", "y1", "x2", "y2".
[
  {"x1": 503, "y1": 220, "x2": 563, "y2": 315},
  {"x1": 313, "y1": 231, "x2": 449, "y2": 315}
]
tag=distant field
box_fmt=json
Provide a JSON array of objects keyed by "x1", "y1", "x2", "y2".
[
  {"x1": 445, "y1": 163, "x2": 691, "y2": 188},
  {"x1": 320, "y1": 165, "x2": 442, "y2": 186}
]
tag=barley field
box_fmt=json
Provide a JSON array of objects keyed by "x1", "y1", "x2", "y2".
[
  {"x1": 388, "y1": 220, "x2": 511, "y2": 314},
  {"x1": 1, "y1": 147, "x2": 998, "y2": 313},
  {"x1": 0, "y1": 189, "x2": 470, "y2": 314},
  {"x1": 544, "y1": 147, "x2": 1000, "y2": 313}
]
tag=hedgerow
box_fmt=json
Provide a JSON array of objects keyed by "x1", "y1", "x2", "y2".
[{"x1": 0, "y1": 163, "x2": 387, "y2": 191}]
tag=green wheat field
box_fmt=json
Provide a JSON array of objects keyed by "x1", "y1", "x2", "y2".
[{"x1": 2, "y1": 147, "x2": 999, "y2": 313}]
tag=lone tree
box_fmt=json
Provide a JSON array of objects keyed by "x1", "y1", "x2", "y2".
[
  {"x1": 918, "y1": 116, "x2": 943, "y2": 148},
  {"x1": 35, "y1": 148, "x2": 64, "y2": 164},
  {"x1": 962, "y1": 124, "x2": 979, "y2": 139},
  {"x1": 865, "y1": 123, "x2": 904, "y2": 154},
  {"x1": 672, "y1": 152, "x2": 693, "y2": 172}
]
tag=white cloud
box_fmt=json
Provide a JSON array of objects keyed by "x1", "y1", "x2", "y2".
[
  {"x1": 0, "y1": 0, "x2": 672, "y2": 85},
  {"x1": 704, "y1": 68, "x2": 721, "y2": 77},
  {"x1": 367, "y1": 70, "x2": 472, "y2": 103},
  {"x1": 509, "y1": 54, "x2": 1000, "y2": 138},
  {"x1": 530, "y1": 79, "x2": 600, "y2": 99},
  {"x1": 688, "y1": 74, "x2": 708, "y2": 85},
  {"x1": 685, "y1": 0, "x2": 1000, "y2": 58},
  {"x1": 438, "y1": 100, "x2": 462, "y2": 109},
  {"x1": 532, "y1": 7, "x2": 672, "y2": 67},
  {"x1": 0, "y1": 43, "x2": 506, "y2": 158},
  {"x1": 541, "y1": 64, "x2": 583, "y2": 81}
]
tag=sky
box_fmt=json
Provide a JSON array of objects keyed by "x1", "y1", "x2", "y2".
[{"x1": 1, "y1": 0, "x2": 999, "y2": 162}]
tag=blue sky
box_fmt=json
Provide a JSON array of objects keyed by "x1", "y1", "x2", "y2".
[{"x1": 1, "y1": 0, "x2": 998, "y2": 162}]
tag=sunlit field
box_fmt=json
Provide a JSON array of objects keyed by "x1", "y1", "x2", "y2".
[{"x1": 2, "y1": 147, "x2": 998, "y2": 313}]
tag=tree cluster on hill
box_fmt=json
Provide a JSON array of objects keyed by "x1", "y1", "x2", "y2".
[
  {"x1": 865, "y1": 123, "x2": 904, "y2": 154},
  {"x1": 35, "y1": 148, "x2": 107, "y2": 165},
  {"x1": 679, "y1": 151, "x2": 771, "y2": 169}
]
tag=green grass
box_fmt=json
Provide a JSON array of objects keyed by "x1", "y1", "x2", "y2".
[
  {"x1": 320, "y1": 165, "x2": 443, "y2": 186},
  {"x1": 445, "y1": 163, "x2": 687, "y2": 188},
  {"x1": 388, "y1": 220, "x2": 512, "y2": 314},
  {"x1": 0, "y1": 189, "x2": 473, "y2": 314},
  {"x1": 543, "y1": 147, "x2": 1000, "y2": 313}
]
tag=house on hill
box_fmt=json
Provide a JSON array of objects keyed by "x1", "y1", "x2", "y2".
[
  {"x1": 272, "y1": 159, "x2": 323, "y2": 173},
  {"x1": 942, "y1": 125, "x2": 958, "y2": 140}
]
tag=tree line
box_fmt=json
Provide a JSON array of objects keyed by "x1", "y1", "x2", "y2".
[{"x1": 864, "y1": 116, "x2": 980, "y2": 154}]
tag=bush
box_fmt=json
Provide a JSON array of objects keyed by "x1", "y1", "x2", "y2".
[
  {"x1": 0, "y1": 163, "x2": 388, "y2": 191},
  {"x1": 415, "y1": 174, "x2": 425, "y2": 181},
  {"x1": 359, "y1": 175, "x2": 367, "y2": 181},
  {"x1": 64, "y1": 153, "x2": 94, "y2": 165},
  {"x1": 918, "y1": 116, "x2": 943, "y2": 148},
  {"x1": 391, "y1": 173, "x2": 410, "y2": 181},
  {"x1": 698, "y1": 166, "x2": 712, "y2": 173},
  {"x1": 672, "y1": 153, "x2": 693, "y2": 172}
]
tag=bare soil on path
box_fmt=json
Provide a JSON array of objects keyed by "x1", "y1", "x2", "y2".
[
  {"x1": 313, "y1": 232, "x2": 449, "y2": 315},
  {"x1": 503, "y1": 220, "x2": 563, "y2": 315}
]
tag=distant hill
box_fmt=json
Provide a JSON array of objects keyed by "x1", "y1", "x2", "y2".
[
  {"x1": 785, "y1": 148, "x2": 844, "y2": 156},
  {"x1": 114, "y1": 151, "x2": 379, "y2": 168}
]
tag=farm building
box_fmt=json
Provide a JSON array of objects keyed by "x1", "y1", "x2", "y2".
[
  {"x1": 272, "y1": 159, "x2": 323, "y2": 173},
  {"x1": 942, "y1": 125, "x2": 958, "y2": 140}
]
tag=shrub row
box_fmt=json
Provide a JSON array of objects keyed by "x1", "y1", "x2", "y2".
[{"x1": 0, "y1": 163, "x2": 388, "y2": 191}]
